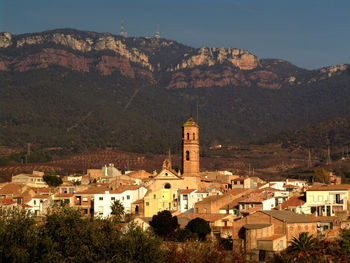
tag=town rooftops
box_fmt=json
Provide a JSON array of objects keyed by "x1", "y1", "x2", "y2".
[
  {"x1": 178, "y1": 213, "x2": 231, "y2": 223},
  {"x1": 181, "y1": 189, "x2": 196, "y2": 194},
  {"x1": 0, "y1": 198, "x2": 16, "y2": 205},
  {"x1": 239, "y1": 190, "x2": 274, "y2": 203},
  {"x1": 110, "y1": 185, "x2": 142, "y2": 194},
  {"x1": 261, "y1": 210, "x2": 314, "y2": 223},
  {"x1": 307, "y1": 184, "x2": 350, "y2": 191},
  {"x1": 280, "y1": 196, "x2": 306, "y2": 209},
  {"x1": 0, "y1": 183, "x2": 28, "y2": 195},
  {"x1": 75, "y1": 185, "x2": 111, "y2": 195}
]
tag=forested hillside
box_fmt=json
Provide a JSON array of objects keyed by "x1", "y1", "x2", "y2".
[{"x1": 1, "y1": 29, "x2": 350, "y2": 154}]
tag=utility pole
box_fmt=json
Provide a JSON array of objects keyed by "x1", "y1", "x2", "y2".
[
  {"x1": 307, "y1": 148, "x2": 312, "y2": 168},
  {"x1": 326, "y1": 146, "x2": 332, "y2": 165}
]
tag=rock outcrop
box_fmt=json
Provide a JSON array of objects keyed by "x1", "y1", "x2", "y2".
[
  {"x1": 1, "y1": 29, "x2": 348, "y2": 91},
  {"x1": 170, "y1": 47, "x2": 259, "y2": 71}
]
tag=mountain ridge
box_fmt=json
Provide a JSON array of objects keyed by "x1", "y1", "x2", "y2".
[{"x1": 0, "y1": 28, "x2": 350, "y2": 154}]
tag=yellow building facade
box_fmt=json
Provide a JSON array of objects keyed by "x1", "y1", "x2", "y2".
[{"x1": 306, "y1": 184, "x2": 350, "y2": 216}]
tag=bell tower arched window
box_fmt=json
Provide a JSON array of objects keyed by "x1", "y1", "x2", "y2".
[
  {"x1": 186, "y1": 151, "x2": 190, "y2": 161},
  {"x1": 193, "y1": 133, "x2": 196, "y2": 140},
  {"x1": 187, "y1": 133, "x2": 189, "y2": 140}
]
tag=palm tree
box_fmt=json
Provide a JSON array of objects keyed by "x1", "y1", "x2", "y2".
[
  {"x1": 286, "y1": 232, "x2": 316, "y2": 262},
  {"x1": 110, "y1": 200, "x2": 124, "y2": 223}
]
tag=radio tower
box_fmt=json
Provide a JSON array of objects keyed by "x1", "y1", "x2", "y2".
[
  {"x1": 121, "y1": 19, "x2": 125, "y2": 37},
  {"x1": 155, "y1": 24, "x2": 160, "y2": 40}
]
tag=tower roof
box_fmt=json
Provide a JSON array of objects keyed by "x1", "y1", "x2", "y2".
[{"x1": 183, "y1": 117, "x2": 198, "y2": 127}]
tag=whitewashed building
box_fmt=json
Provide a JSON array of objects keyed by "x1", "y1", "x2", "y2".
[
  {"x1": 94, "y1": 185, "x2": 147, "y2": 218},
  {"x1": 178, "y1": 189, "x2": 209, "y2": 213}
]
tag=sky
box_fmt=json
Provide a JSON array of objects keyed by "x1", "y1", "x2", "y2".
[{"x1": 1, "y1": 0, "x2": 349, "y2": 69}]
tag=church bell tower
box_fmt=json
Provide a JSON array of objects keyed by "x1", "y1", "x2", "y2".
[{"x1": 182, "y1": 117, "x2": 200, "y2": 176}]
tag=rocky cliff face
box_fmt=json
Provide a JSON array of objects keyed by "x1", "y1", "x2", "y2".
[
  {"x1": 169, "y1": 47, "x2": 259, "y2": 71},
  {"x1": 0, "y1": 29, "x2": 349, "y2": 90}
]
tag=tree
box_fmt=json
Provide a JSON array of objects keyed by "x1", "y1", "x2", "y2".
[
  {"x1": 110, "y1": 200, "x2": 125, "y2": 222},
  {"x1": 149, "y1": 210, "x2": 179, "y2": 239},
  {"x1": 39, "y1": 206, "x2": 120, "y2": 262},
  {"x1": 0, "y1": 208, "x2": 39, "y2": 262},
  {"x1": 340, "y1": 229, "x2": 350, "y2": 259},
  {"x1": 313, "y1": 168, "x2": 330, "y2": 184},
  {"x1": 43, "y1": 174, "x2": 63, "y2": 187},
  {"x1": 286, "y1": 232, "x2": 316, "y2": 262},
  {"x1": 185, "y1": 217, "x2": 211, "y2": 240},
  {"x1": 112, "y1": 223, "x2": 165, "y2": 263}
]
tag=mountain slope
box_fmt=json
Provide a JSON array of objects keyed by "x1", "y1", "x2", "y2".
[{"x1": 0, "y1": 29, "x2": 350, "y2": 153}]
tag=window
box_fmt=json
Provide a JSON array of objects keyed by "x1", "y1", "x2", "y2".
[
  {"x1": 183, "y1": 194, "x2": 188, "y2": 200},
  {"x1": 83, "y1": 197, "x2": 88, "y2": 202},
  {"x1": 193, "y1": 133, "x2": 196, "y2": 140},
  {"x1": 69, "y1": 188, "x2": 74, "y2": 193},
  {"x1": 164, "y1": 183, "x2": 171, "y2": 189},
  {"x1": 146, "y1": 202, "x2": 149, "y2": 206},
  {"x1": 186, "y1": 151, "x2": 190, "y2": 161},
  {"x1": 127, "y1": 195, "x2": 130, "y2": 200},
  {"x1": 33, "y1": 200, "x2": 36, "y2": 205},
  {"x1": 62, "y1": 188, "x2": 67, "y2": 193},
  {"x1": 187, "y1": 133, "x2": 189, "y2": 140},
  {"x1": 111, "y1": 197, "x2": 115, "y2": 201},
  {"x1": 250, "y1": 204, "x2": 254, "y2": 208},
  {"x1": 153, "y1": 194, "x2": 156, "y2": 199},
  {"x1": 99, "y1": 197, "x2": 103, "y2": 201}
]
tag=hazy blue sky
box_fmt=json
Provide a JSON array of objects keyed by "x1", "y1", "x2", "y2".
[{"x1": 1, "y1": 0, "x2": 349, "y2": 69}]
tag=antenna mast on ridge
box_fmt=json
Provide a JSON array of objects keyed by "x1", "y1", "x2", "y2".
[
  {"x1": 121, "y1": 18, "x2": 125, "y2": 37},
  {"x1": 155, "y1": 24, "x2": 160, "y2": 40}
]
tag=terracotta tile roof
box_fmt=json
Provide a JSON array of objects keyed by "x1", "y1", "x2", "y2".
[
  {"x1": 0, "y1": 198, "x2": 16, "y2": 205},
  {"x1": 178, "y1": 213, "x2": 230, "y2": 223},
  {"x1": 110, "y1": 185, "x2": 141, "y2": 194},
  {"x1": 306, "y1": 216, "x2": 342, "y2": 222},
  {"x1": 127, "y1": 170, "x2": 153, "y2": 180},
  {"x1": 220, "y1": 197, "x2": 243, "y2": 210},
  {"x1": 239, "y1": 190, "x2": 274, "y2": 203},
  {"x1": 307, "y1": 184, "x2": 350, "y2": 191},
  {"x1": 181, "y1": 189, "x2": 196, "y2": 194},
  {"x1": 261, "y1": 211, "x2": 315, "y2": 223},
  {"x1": 33, "y1": 195, "x2": 49, "y2": 199},
  {"x1": 132, "y1": 199, "x2": 144, "y2": 204},
  {"x1": 0, "y1": 183, "x2": 28, "y2": 195},
  {"x1": 75, "y1": 186, "x2": 111, "y2": 195},
  {"x1": 280, "y1": 196, "x2": 306, "y2": 209},
  {"x1": 195, "y1": 195, "x2": 223, "y2": 204},
  {"x1": 241, "y1": 207, "x2": 261, "y2": 214}
]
